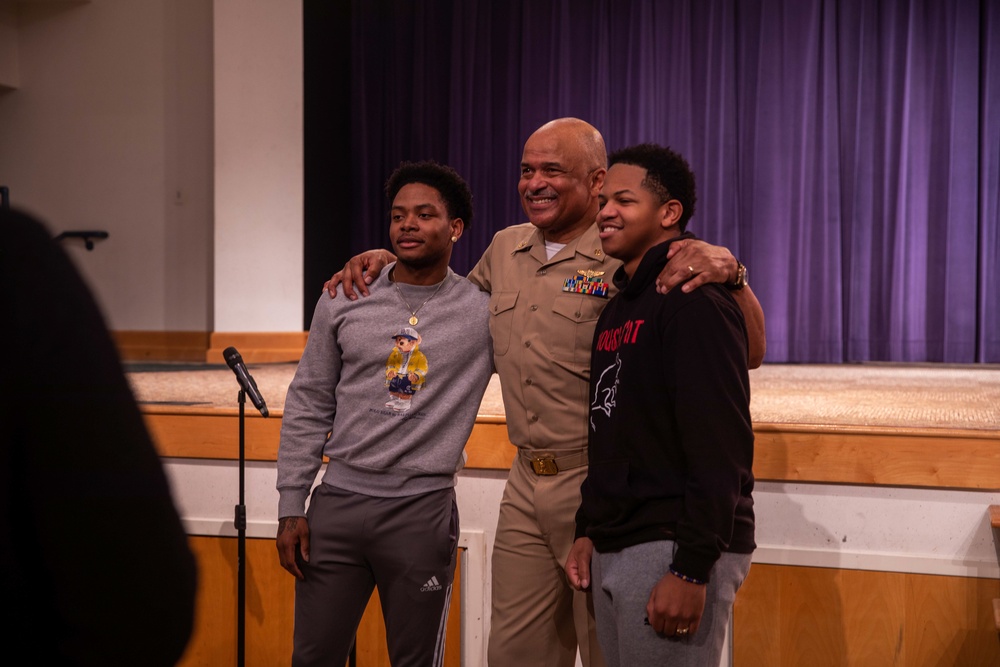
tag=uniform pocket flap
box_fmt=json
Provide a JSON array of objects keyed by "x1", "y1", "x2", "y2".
[
  {"x1": 489, "y1": 290, "x2": 518, "y2": 316},
  {"x1": 552, "y1": 294, "x2": 604, "y2": 324}
]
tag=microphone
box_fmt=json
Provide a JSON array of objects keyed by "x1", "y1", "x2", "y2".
[{"x1": 223, "y1": 346, "x2": 269, "y2": 417}]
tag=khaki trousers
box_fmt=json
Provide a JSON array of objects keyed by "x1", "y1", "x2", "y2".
[{"x1": 487, "y1": 455, "x2": 606, "y2": 667}]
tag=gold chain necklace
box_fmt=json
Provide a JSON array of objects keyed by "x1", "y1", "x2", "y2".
[{"x1": 392, "y1": 274, "x2": 448, "y2": 326}]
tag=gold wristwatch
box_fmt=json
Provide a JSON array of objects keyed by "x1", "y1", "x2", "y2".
[{"x1": 726, "y1": 261, "x2": 748, "y2": 290}]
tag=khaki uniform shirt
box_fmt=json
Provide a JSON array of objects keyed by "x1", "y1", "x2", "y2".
[{"x1": 468, "y1": 222, "x2": 621, "y2": 453}]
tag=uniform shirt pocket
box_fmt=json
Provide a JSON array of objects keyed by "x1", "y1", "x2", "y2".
[
  {"x1": 488, "y1": 290, "x2": 518, "y2": 356},
  {"x1": 549, "y1": 295, "x2": 605, "y2": 362}
]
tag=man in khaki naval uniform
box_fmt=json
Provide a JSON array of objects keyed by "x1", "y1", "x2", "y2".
[
  {"x1": 328, "y1": 118, "x2": 765, "y2": 667},
  {"x1": 467, "y1": 118, "x2": 764, "y2": 667},
  {"x1": 466, "y1": 219, "x2": 616, "y2": 667}
]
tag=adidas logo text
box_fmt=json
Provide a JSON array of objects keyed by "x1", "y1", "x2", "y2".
[{"x1": 420, "y1": 576, "x2": 442, "y2": 592}]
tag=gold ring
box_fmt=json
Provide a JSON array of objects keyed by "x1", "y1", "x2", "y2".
[
  {"x1": 676, "y1": 627, "x2": 689, "y2": 636},
  {"x1": 687, "y1": 265, "x2": 695, "y2": 273}
]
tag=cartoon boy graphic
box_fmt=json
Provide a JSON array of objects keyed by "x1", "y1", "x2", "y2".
[{"x1": 384, "y1": 326, "x2": 428, "y2": 412}]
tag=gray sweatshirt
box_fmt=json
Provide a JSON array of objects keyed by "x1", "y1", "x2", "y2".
[{"x1": 277, "y1": 266, "x2": 494, "y2": 517}]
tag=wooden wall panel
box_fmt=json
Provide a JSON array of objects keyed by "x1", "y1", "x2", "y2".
[
  {"x1": 147, "y1": 409, "x2": 1000, "y2": 487},
  {"x1": 177, "y1": 537, "x2": 238, "y2": 667},
  {"x1": 733, "y1": 565, "x2": 1000, "y2": 667},
  {"x1": 246, "y1": 539, "x2": 297, "y2": 665},
  {"x1": 839, "y1": 571, "x2": 905, "y2": 666},
  {"x1": 730, "y1": 564, "x2": 781, "y2": 666},
  {"x1": 775, "y1": 566, "x2": 859, "y2": 666},
  {"x1": 207, "y1": 332, "x2": 308, "y2": 364},
  {"x1": 903, "y1": 573, "x2": 1000, "y2": 667},
  {"x1": 752, "y1": 426, "x2": 1000, "y2": 490},
  {"x1": 464, "y1": 419, "x2": 517, "y2": 469},
  {"x1": 112, "y1": 330, "x2": 308, "y2": 363},
  {"x1": 145, "y1": 410, "x2": 282, "y2": 461},
  {"x1": 114, "y1": 330, "x2": 210, "y2": 362},
  {"x1": 177, "y1": 536, "x2": 460, "y2": 667}
]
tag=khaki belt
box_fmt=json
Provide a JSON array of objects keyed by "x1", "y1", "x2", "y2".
[{"x1": 521, "y1": 449, "x2": 589, "y2": 476}]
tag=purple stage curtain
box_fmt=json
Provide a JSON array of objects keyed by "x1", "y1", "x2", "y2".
[{"x1": 349, "y1": 0, "x2": 1000, "y2": 363}]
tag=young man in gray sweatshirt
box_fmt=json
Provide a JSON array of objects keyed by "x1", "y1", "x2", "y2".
[{"x1": 276, "y1": 162, "x2": 494, "y2": 667}]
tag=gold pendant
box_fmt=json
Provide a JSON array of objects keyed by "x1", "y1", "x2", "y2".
[{"x1": 409, "y1": 315, "x2": 419, "y2": 326}]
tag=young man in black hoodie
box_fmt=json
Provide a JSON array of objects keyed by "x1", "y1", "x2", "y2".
[{"x1": 565, "y1": 144, "x2": 755, "y2": 666}]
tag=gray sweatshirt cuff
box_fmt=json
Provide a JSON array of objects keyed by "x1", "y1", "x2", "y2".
[{"x1": 278, "y1": 488, "x2": 311, "y2": 518}]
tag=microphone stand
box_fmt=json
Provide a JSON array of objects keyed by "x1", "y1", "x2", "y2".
[
  {"x1": 222, "y1": 347, "x2": 266, "y2": 667},
  {"x1": 235, "y1": 389, "x2": 248, "y2": 667}
]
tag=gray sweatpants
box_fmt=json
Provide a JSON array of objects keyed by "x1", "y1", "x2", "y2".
[
  {"x1": 292, "y1": 483, "x2": 458, "y2": 667},
  {"x1": 592, "y1": 540, "x2": 752, "y2": 667}
]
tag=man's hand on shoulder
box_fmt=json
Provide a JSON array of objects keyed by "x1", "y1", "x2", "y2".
[
  {"x1": 325, "y1": 249, "x2": 396, "y2": 300},
  {"x1": 658, "y1": 238, "x2": 737, "y2": 294},
  {"x1": 276, "y1": 516, "x2": 310, "y2": 580},
  {"x1": 659, "y1": 239, "x2": 767, "y2": 366}
]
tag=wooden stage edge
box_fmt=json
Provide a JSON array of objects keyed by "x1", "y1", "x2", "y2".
[{"x1": 144, "y1": 407, "x2": 1000, "y2": 491}]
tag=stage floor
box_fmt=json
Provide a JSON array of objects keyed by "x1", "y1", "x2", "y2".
[{"x1": 127, "y1": 362, "x2": 1000, "y2": 432}]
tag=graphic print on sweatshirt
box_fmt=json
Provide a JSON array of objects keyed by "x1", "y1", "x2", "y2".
[
  {"x1": 384, "y1": 326, "x2": 428, "y2": 413},
  {"x1": 591, "y1": 315, "x2": 647, "y2": 431},
  {"x1": 590, "y1": 353, "x2": 621, "y2": 431}
]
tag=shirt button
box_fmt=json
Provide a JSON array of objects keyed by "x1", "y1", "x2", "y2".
[
  {"x1": 525, "y1": 378, "x2": 532, "y2": 386},
  {"x1": 524, "y1": 341, "x2": 531, "y2": 348},
  {"x1": 530, "y1": 305, "x2": 538, "y2": 311},
  {"x1": 530, "y1": 415, "x2": 539, "y2": 422},
  {"x1": 537, "y1": 269, "x2": 547, "y2": 275},
  {"x1": 575, "y1": 311, "x2": 581, "y2": 317}
]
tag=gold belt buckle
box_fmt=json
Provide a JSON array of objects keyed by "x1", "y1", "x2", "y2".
[{"x1": 531, "y1": 457, "x2": 559, "y2": 475}]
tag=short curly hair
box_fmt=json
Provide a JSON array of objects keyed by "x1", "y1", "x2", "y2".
[
  {"x1": 385, "y1": 161, "x2": 474, "y2": 228},
  {"x1": 608, "y1": 143, "x2": 696, "y2": 231}
]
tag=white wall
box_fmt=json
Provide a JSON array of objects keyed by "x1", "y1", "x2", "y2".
[
  {"x1": 0, "y1": 0, "x2": 303, "y2": 333},
  {"x1": 0, "y1": 0, "x2": 212, "y2": 329},
  {"x1": 212, "y1": 0, "x2": 302, "y2": 333}
]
